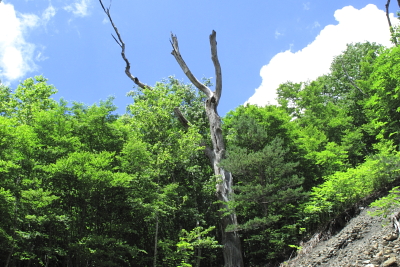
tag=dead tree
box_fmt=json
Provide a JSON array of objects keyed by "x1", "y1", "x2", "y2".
[
  {"x1": 99, "y1": 1, "x2": 244, "y2": 266},
  {"x1": 171, "y1": 32, "x2": 244, "y2": 267}
]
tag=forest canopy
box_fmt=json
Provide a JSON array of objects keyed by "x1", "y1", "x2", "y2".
[{"x1": 1, "y1": 41, "x2": 400, "y2": 266}]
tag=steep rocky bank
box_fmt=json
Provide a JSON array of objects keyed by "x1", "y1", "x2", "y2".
[{"x1": 282, "y1": 206, "x2": 400, "y2": 267}]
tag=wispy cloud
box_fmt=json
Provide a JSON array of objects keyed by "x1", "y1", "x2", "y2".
[
  {"x1": 312, "y1": 21, "x2": 320, "y2": 29},
  {"x1": 247, "y1": 4, "x2": 399, "y2": 107},
  {"x1": 64, "y1": 0, "x2": 91, "y2": 17},
  {"x1": 303, "y1": 2, "x2": 310, "y2": 11},
  {"x1": 42, "y1": 4, "x2": 56, "y2": 25},
  {"x1": 275, "y1": 30, "x2": 283, "y2": 39}
]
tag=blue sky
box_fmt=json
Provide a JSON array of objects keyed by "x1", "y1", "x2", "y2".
[{"x1": 0, "y1": 0, "x2": 398, "y2": 116}]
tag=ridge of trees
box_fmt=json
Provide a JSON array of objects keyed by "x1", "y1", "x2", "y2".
[{"x1": 2, "y1": 13, "x2": 400, "y2": 267}]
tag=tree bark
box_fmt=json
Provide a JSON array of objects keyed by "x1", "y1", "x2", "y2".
[{"x1": 171, "y1": 31, "x2": 244, "y2": 267}]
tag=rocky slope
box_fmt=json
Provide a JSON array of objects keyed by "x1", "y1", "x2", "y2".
[{"x1": 282, "y1": 205, "x2": 400, "y2": 267}]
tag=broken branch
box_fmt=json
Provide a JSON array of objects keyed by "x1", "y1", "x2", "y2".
[
  {"x1": 173, "y1": 107, "x2": 190, "y2": 129},
  {"x1": 209, "y1": 30, "x2": 222, "y2": 105}
]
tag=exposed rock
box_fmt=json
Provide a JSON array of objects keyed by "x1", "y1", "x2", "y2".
[
  {"x1": 384, "y1": 233, "x2": 399, "y2": 241},
  {"x1": 382, "y1": 257, "x2": 397, "y2": 267},
  {"x1": 282, "y1": 206, "x2": 400, "y2": 267}
]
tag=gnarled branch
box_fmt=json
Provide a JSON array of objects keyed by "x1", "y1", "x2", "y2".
[
  {"x1": 100, "y1": 1, "x2": 192, "y2": 131},
  {"x1": 99, "y1": 0, "x2": 149, "y2": 89}
]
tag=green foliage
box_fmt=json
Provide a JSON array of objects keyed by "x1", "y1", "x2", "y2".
[
  {"x1": 3, "y1": 76, "x2": 57, "y2": 123},
  {"x1": 222, "y1": 105, "x2": 307, "y2": 265},
  {"x1": 174, "y1": 226, "x2": 221, "y2": 267},
  {"x1": 3, "y1": 40, "x2": 400, "y2": 266},
  {"x1": 278, "y1": 42, "x2": 384, "y2": 176},
  {"x1": 0, "y1": 76, "x2": 223, "y2": 266},
  {"x1": 365, "y1": 45, "x2": 400, "y2": 146},
  {"x1": 304, "y1": 140, "x2": 400, "y2": 222},
  {"x1": 369, "y1": 186, "x2": 400, "y2": 218}
]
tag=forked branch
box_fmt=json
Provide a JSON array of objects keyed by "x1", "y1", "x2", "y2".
[
  {"x1": 170, "y1": 33, "x2": 213, "y2": 99},
  {"x1": 99, "y1": 0, "x2": 149, "y2": 89}
]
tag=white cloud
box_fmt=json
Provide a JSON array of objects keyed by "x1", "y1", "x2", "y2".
[
  {"x1": 247, "y1": 4, "x2": 399, "y2": 107},
  {"x1": 0, "y1": 2, "x2": 39, "y2": 82},
  {"x1": 0, "y1": 2, "x2": 57, "y2": 83},
  {"x1": 64, "y1": 0, "x2": 91, "y2": 17}
]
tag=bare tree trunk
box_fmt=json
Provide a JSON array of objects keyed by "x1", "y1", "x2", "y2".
[
  {"x1": 153, "y1": 213, "x2": 159, "y2": 267},
  {"x1": 5, "y1": 246, "x2": 14, "y2": 267},
  {"x1": 195, "y1": 219, "x2": 202, "y2": 267},
  {"x1": 171, "y1": 31, "x2": 244, "y2": 267}
]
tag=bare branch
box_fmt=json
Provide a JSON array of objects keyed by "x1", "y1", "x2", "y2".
[
  {"x1": 386, "y1": 0, "x2": 393, "y2": 29},
  {"x1": 386, "y1": 0, "x2": 399, "y2": 46},
  {"x1": 170, "y1": 34, "x2": 179, "y2": 55},
  {"x1": 173, "y1": 107, "x2": 190, "y2": 129},
  {"x1": 111, "y1": 34, "x2": 122, "y2": 47},
  {"x1": 209, "y1": 30, "x2": 222, "y2": 105},
  {"x1": 99, "y1": 0, "x2": 150, "y2": 89},
  {"x1": 170, "y1": 33, "x2": 213, "y2": 99}
]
